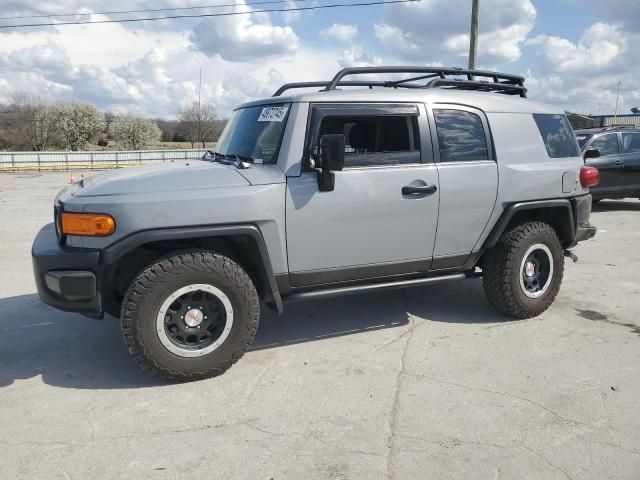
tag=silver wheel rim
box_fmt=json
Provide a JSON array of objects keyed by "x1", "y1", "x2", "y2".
[
  {"x1": 156, "y1": 284, "x2": 234, "y2": 358},
  {"x1": 519, "y1": 243, "x2": 554, "y2": 299}
]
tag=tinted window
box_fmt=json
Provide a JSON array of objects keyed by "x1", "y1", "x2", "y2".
[
  {"x1": 312, "y1": 114, "x2": 420, "y2": 168},
  {"x1": 433, "y1": 109, "x2": 489, "y2": 162},
  {"x1": 576, "y1": 134, "x2": 590, "y2": 147},
  {"x1": 588, "y1": 134, "x2": 619, "y2": 156},
  {"x1": 622, "y1": 133, "x2": 640, "y2": 153},
  {"x1": 533, "y1": 114, "x2": 580, "y2": 158}
]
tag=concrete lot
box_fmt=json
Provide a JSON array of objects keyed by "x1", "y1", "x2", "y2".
[{"x1": 1, "y1": 172, "x2": 639, "y2": 480}]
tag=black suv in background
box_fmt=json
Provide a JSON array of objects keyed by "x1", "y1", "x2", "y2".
[{"x1": 575, "y1": 126, "x2": 640, "y2": 202}]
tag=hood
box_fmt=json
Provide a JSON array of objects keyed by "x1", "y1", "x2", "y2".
[{"x1": 73, "y1": 160, "x2": 250, "y2": 197}]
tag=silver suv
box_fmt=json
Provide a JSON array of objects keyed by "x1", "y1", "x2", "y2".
[{"x1": 32, "y1": 67, "x2": 598, "y2": 381}]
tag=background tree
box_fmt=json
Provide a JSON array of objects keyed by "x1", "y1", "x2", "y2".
[
  {"x1": 111, "y1": 115, "x2": 162, "y2": 150},
  {"x1": 51, "y1": 100, "x2": 103, "y2": 151},
  {"x1": 178, "y1": 102, "x2": 219, "y2": 148},
  {"x1": 6, "y1": 91, "x2": 58, "y2": 151}
]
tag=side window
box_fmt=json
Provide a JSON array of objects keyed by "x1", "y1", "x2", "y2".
[
  {"x1": 433, "y1": 109, "x2": 489, "y2": 162},
  {"x1": 533, "y1": 114, "x2": 580, "y2": 158},
  {"x1": 588, "y1": 134, "x2": 619, "y2": 156},
  {"x1": 310, "y1": 109, "x2": 421, "y2": 168},
  {"x1": 622, "y1": 133, "x2": 640, "y2": 153}
]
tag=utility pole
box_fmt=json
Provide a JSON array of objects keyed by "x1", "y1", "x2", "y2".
[
  {"x1": 468, "y1": 0, "x2": 479, "y2": 70},
  {"x1": 613, "y1": 80, "x2": 621, "y2": 125},
  {"x1": 198, "y1": 68, "x2": 202, "y2": 114}
]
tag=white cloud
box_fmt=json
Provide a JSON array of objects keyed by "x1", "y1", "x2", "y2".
[
  {"x1": 189, "y1": 2, "x2": 299, "y2": 62},
  {"x1": 320, "y1": 23, "x2": 358, "y2": 43},
  {"x1": 526, "y1": 23, "x2": 624, "y2": 73},
  {"x1": 525, "y1": 21, "x2": 640, "y2": 115},
  {"x1": 0, "y1": 0, "x2": 310, "y2": 117},
  {"x1": 375, "y1": 0, "x2": 536, "y2": 65},
  {"x1": 338, "y1": 45, "x2": 382, "y2": 68}
]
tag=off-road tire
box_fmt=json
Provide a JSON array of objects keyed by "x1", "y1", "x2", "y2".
[
  {"x1": 121, "y1": 250, "x2": 260, "y2": 381},
  {"x1": 482, "y1": 221, "x2": 564, "y2": 319}
]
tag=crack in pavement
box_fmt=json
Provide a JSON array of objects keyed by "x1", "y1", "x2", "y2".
[
  {"x1": 521, "y1": 445, "x2": 574, "y2": 480},
  {"x1": 305, "y1": 433, "x2": 385, "y2": 459},
  {"x1": 393, "y1": 434, "x2": 574, "y2": 480},
  {"x1": 403, "y1": 373, "x2": 594, "y2": 430},
  {"x1": 385, "y1": 290, "x2": 419, "y2": 480}
]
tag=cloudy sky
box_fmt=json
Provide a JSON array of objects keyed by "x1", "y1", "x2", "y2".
[{"x1": 0, "y1": 0, "x2": 638, "y2": 118}]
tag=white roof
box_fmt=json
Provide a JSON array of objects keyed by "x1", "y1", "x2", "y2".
[{"x1": 239, "y1": 87, "x2": 563, "y2": 115}]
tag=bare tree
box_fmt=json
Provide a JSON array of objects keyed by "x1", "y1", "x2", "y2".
[
  {"x1": 111, "y1": 115, "x2": 161, "y2": 150},
  {"x1": 51, "y1": 100, "x2": 104, "y2": 151},
  {"x1": 7, "y1": 91, "x2": 58, "y2": 151},
  {"x1": 178, "y1": 102, "x2": 218, "y2": 148}
]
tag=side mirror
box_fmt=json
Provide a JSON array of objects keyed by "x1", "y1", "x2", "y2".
[
  {"x1": 583, "y1": 149, "x2": 600, "y2": 160},
  {"x1": 317, "y1": 134, "x2": 345, "y2": 192}
]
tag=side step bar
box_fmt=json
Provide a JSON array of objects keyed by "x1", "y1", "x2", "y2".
[{"x1": 284, "y1": 273, "x2": 467, "y2": 302}]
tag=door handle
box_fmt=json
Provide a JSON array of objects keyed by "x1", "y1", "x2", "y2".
[
  {"x1": 402, "y1": 184, "x2": 437, "y2": 196},
  {"x1": 615, "y1": 159, "x2": 623, "y2": 165}
]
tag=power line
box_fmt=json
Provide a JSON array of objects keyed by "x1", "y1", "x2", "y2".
[
  {"x1": 0, "y1": 0, "x2": 419, "y2": 29},
  {"x1": 0, "y1": 0, "x2": 310, "y2": 21}
]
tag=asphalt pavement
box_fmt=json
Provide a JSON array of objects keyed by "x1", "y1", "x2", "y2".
[{"x1": 1, "y1": 173, "x2": 639, "y2": 479}]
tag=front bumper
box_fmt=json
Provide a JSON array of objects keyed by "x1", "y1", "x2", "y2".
[{"x1": 32, "y1": 224, "x2": 103, "y2": 318}]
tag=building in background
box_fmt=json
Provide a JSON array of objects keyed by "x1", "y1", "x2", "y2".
[
  {"x1": 591, "y1": 114, "x2": 640, "y2": 128},
  {"x1": 567, "y1": 112, "x2": 640, "y2": 130}
]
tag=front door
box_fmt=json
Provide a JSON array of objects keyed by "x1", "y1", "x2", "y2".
[
  {"x1": 584, "y1": 132, "x2": 623, "y2": 197},
  {"x1": 621, "y1": 132, "x2": 640, "y2": 194},
  {"x1": 285, "y1": 103, "x2": 439, "y2": 287}
]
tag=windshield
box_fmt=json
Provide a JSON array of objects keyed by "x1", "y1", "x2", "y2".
[{"x1": 215, "y1": 103, "x2": 290, "y2": 164}]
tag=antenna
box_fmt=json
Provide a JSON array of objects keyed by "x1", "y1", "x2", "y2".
[{"x1": 198, "y1": 68, "x2": 202, "y2": 113}]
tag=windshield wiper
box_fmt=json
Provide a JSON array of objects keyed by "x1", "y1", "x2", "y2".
[{"x1": 202, "y1": 150, "x2": 252, "y2": 169}]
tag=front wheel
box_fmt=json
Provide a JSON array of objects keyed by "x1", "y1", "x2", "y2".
[
  {"x1": 482, "y1": 222, "x2": 564, "y2": 319},
  {"x1": 121, "y1": 250, "x2": 260, "y2": 381}
]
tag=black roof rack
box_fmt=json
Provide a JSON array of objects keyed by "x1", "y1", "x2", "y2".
[
  {"x1": 273, "y1": 80, "x2": 426, "y2": 96},
  {"x1": 273, "y1": 66, "x2": 527, "y2": 98}
]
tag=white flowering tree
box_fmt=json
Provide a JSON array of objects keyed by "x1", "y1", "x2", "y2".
[
  {"x1": 111, "y1": 115, "x2": 162, "y2": 150},
  {"x1": 52, "y1": 100, "x2": 104, "y2": 151}
]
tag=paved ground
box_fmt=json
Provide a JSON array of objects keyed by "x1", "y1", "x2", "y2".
[{"x1": 1, "y1": 172, "x2": 639, "y2": 480}]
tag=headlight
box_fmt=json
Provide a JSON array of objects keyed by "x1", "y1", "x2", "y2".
[{"x1": 60, "y1": 212, "x2": 116, "y2": 237}]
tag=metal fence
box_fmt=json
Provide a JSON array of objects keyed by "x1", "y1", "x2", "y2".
[{"x1": 0, "y1": 149, "x2": 208, "y2": 172}]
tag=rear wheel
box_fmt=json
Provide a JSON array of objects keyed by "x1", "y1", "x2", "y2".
[
  {"x1": 482, "y1": 222, "x2": 564, "y2": 319},
  {"x1": 121, "y1": 250, "x2": 259, "y2": 381}
]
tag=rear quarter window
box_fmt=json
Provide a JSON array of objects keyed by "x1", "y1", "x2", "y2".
[{"x1": 533, "y1": 114, "x2": 580, "y2": 158}]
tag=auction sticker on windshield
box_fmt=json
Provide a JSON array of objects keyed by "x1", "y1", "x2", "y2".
[{"x1": 258, "y1": 106, "x2": 288, "y2": 122}]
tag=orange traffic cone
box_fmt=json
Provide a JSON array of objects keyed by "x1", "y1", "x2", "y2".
[{"x1": 69, "y1": 174, "x2": 75, "y2": 184}]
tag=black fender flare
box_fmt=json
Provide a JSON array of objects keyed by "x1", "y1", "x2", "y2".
[
  {"x1": 482, "y1": 199, "x2": 575, "y2": 249},
  {"x1": 102, "y1": 224, "x2": 283, "y2": 314}
]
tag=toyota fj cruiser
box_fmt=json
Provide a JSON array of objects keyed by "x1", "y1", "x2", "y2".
[{"x1": 32, "y1": 67, "x2": 599, "y2": 381}]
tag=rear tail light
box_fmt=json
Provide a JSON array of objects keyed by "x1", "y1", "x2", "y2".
[{"x1": 580, "y1": 166, "x2": 600, "y2": 188}]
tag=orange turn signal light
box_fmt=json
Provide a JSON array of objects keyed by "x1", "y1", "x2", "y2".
[{"x1": 61, "y1": 212, "x2": 116, "y2": 237}]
